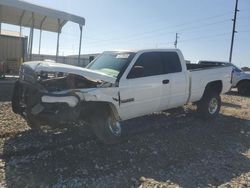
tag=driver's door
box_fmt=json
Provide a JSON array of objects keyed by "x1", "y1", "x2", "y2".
[{"x1": 118, "y1": 52, "x2": 170, "y2": 120}]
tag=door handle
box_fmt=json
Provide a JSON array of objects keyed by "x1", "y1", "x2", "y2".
[{"x1": 162, "y1": 79, "x2": 170, "y2": 84}]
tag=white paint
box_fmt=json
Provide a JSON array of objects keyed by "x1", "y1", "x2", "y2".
[
  {"x1": 75, "y1": 91, "x2": 98, "y2": 101},
  {"x1": 41, "y1": 95, "x2": 79, "y2": 107},
  {"x1": 188, "y1": 66, "x2": 232, "y2": 102}
]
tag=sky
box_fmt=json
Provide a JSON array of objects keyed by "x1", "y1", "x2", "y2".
[{"x1": 2, "y1": 0, "x2": 250, "y2": 67}]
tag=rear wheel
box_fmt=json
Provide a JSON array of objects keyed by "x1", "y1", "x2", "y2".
[
  {"x1": 237, "y1": 81, "x2": 250, "y2": 96},
  {"x1": 197, "y1": 92, "x2": 221, "y2": 119},
  {"x1": 91, "y1": 107, "x2": 122, "y2": 144}
]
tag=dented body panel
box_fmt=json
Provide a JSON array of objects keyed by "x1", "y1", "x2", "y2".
[{"x1": 22, "y1": 61, "x2": 116, "y2": 84}]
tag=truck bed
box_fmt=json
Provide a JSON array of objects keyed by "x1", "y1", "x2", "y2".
[
  {"x1": 186, "y1": 63, "x2": 225, "y2": 71},
  {"x1": 187, "y1": 64, "x2": 232, "y2": 103}
]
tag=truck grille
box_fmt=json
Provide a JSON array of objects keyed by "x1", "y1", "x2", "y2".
[{"x1": 19, "y1": 65, "x2": 36, "y2": 84}]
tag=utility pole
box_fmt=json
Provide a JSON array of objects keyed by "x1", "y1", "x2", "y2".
[
  {"x1": 174, "y1": 33, "x2": 179, "y2": 48},
  {"x1": 229, "y1": 0, "x2": 239, "y2": 62}
]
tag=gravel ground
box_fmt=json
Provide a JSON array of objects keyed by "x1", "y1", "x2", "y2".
[{"x1": 0, "y1": 84, "x2": 249, "y2": 187}]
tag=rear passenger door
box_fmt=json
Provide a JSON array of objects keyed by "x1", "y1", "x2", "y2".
[{"x1": 159, "y1": 52, "x2": 188, "y2": 110}]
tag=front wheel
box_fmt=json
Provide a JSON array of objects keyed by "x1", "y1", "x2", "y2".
[
  {"x1": 26, "y1": 113, "x2": 42, "y2": 129},
  {"x1": 197, "y1": 92, "x2": 221, "y2": 119},
  {"x1": 91, "y1": 108, "x2": 122, "y2": 144}
]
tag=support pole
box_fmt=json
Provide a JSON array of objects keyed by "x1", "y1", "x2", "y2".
[
  {"x1": 28, "y1": 29, "x2": 31, "y2": 59},
  {"x1": 38, "y1": 30, "x2": 42, "y2": 56},
  {"x1": 78, "y1": 25, "x2": 83, "y2": 65},
  {"x1": 29, "y1": 27, "x2": 34, "y2": 61},
  {"x1": 19, "y1": 10, "x2": 25, "y2": 37},
  {"x1": 229, "y1": 0, "x2": 239, "y2": 62},
  {"x1": 19, "y1": 10, "x2": 26, "y2": 61},
  {"x1": 19, "y1": 26, "x2": 22, "y2": 37},
  {"x1": 0, "y1": 5, "x2": 2, "y2": 35},
  {"x1": 56, "y1": 19, "x2": 61, "y2": 62},
  {"x1": 0, "y1": 5, "x2": 2, "y2": 46},
  {"x1": 56, "y1": 31, "x2": 60, "y2": 62},
  {"x1": 39, "y1": 16, "x2": 47, "y2": 57},
  {"x1": 0, "y1": 22, "x2": 2, "y2": 46},
  {"x1": 29, "y1": 13, "x2": 34, "y2": 61}
]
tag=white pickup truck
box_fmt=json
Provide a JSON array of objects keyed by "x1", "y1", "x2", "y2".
[{"x1": 12, "y1": 49, "x2": 233, "y2": 144}]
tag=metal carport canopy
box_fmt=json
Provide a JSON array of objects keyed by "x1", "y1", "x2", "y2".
[{"x1": 0, "y1": 0, "x2": 85, "y2": 63}]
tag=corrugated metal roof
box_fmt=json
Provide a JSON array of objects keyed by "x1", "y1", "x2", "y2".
[{"x1": 0, "y1": 0, "x2": 85, "y2": 32}]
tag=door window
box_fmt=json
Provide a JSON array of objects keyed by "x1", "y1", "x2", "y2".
[
  {"x1": 127, "y1": 51, "x2": 182, "y2": 79},
  {"x1": 127, "y1": 52, "x2": 164, "y2": 78}
]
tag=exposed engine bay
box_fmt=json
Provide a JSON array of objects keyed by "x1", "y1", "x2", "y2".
[
  {"x1": 12, "y1": 61, "x2": 119, "y2": 127},
  {"x1": 38, "y1": 72, "x2": 100, "y2": 92}
]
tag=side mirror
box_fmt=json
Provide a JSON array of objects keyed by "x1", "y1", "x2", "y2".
[{"x1": 127, "y1": 66, "x2": 144, "y2": 79}]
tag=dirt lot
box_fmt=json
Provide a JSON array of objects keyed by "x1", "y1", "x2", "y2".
[{"x1": 0, "y1": 81, "x2": 249, "y2": 187}]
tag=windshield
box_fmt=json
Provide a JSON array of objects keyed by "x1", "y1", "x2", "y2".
[{"x1": 87, "y1": 52, "x2": 135, "y2": 78}]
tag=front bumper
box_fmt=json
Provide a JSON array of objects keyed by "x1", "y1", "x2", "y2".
[{"x1": 12, "y1": 80, "x2": 81, "y2": 124}]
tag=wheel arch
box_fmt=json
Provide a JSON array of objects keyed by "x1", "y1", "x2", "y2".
[
  {"x1": 81, "y1": 101, "x2": 120, "y2": 121},
  {"x1": 201, "y1": 80, "x2": 223, "y2": 99},
  {"x1": 236, "y1": 79, "x2": 250, "y2": 87}
]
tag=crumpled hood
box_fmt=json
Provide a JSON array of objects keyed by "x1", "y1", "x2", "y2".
[{"x1": 22, "y1": 61, "x2": 116, "y2": 84}]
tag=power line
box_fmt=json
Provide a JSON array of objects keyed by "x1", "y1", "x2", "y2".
[
  {"x1": 82, "y1": 12, "x2": 233, "y2": 44},
  {"x1": 240, "y1": 8, "x2": 250, "y2": 12},
  {"x1": 238, "y1": 30, "x2": 250, "y2": 32},
  {"x1": 81, "y1": 32, "x2": 231, "y2": 52},
  {"x1": 177, "y1": 20, "x2": 230, "y2": 33},
  {"x1": 84, "y1": 11, "x2": 233, "y2": 42},
  {"x1": 179, "y1": 32, "x2": 231, "y2": 43},
  {"x1": 67, "y1": 32, "x2": 232, "y2": 48},
  {"x1": 237, "y1": 16, "x2": 250, "y2": 20},
  {"x1": 53, "y1": 11, "x2": 234, "y2": 48},
  {"x1": 84, "y1": 19, "x2": 231, "y2": 46}
]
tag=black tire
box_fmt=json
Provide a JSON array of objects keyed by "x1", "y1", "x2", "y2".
[
  {"x1": 12, "y1": 81, "x2": 22, "y2": 114},
  {"x1": 237, "y1": 81, "x2": 250, "y2": 96},
  {"x1": 91, "y1": 108, "x2": 122, "y2": 144},
  {"x1": 26, "y1": 112, "x2": 44, "y2": 129},
  {"x1": 197, "y1": 92, "x2": 221, "y2": 119},
  {"x1": 26, "y1": 115, "x2": 40, "y2": 129}
]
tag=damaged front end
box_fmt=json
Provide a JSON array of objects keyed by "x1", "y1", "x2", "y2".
[{"x1": 12, "y1": 61, "x2": 117, "y2": 128}]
